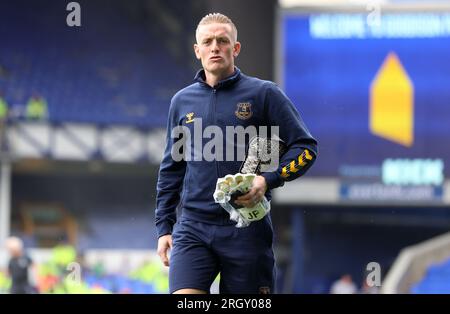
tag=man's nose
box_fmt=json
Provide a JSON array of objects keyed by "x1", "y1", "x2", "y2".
[{"x1": 210, "y1": 39, "x2": 219, "y2": 52}]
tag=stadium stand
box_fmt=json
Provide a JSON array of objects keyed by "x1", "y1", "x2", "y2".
[
  {"x1": 383, "y1": 231, "x2": 450, "y2": 293},
  {"x1": 12, "y1": 172, "x2": 158, "y2": 251},
  {"x1": 0, "y1": 0, "x2": 195, "y2": 127},
  {"x1": 412, "y1": 258, "x2": 450, "y2": 294},
  {"x1": 20, "y1": 202, "x2": 78, "y2": 248}
]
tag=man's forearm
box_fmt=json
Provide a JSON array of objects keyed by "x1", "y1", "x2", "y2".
[
  {"x1": 155, "y1": 182, "x2": 183, "y2": 237},
  {"x1": 262, "y1": 146, "x2": 316, "y2": 190}
]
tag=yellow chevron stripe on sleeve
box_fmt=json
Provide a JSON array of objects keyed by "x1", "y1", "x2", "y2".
[
  {"x1": 304, "y1": 149, "x2": 313, "y2": 160},
  {"x1": 289, "y1": 160, "x2": 299, "y2": 173},
  {"x1": 281, "y1": 149, "x2": 314, "y2": 178}
]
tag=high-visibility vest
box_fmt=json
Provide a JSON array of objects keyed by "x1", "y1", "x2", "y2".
[
  {"x1": 26, "y1": 98, "x2": 48, "y2": 119},
  {"x1": 0, "y1": 98, "x2": 7, "y2": 118}
]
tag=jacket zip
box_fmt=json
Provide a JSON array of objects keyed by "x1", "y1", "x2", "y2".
[{"x1": 211, "y1": 88, "x2": 220, "y2": 179}]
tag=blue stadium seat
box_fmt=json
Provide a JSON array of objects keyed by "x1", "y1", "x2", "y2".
[
  {"x1": 0, "y1": 0, "x2": 193, "y2": 127},
  {"x1": 413, "y1": 258, "x2": 450, "y2": 294}
]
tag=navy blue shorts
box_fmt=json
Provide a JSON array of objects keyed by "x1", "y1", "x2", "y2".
[{"x1": 169, "y1": 216, "x2": 275, "y2": 294}]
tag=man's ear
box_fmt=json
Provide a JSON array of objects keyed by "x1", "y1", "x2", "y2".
[
  {"x1": 194, "y1": 44, "x2": 201, "y2": 60},
  {"x1": 233, "y1": 41, "x2": 241, "y2": 58}
]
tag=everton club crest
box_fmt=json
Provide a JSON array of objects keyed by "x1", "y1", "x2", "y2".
[{"x1": 235, "y1": 102, "x2": 252, "y2": 120}]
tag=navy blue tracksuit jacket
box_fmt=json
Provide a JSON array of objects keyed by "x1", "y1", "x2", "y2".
[{"x1": 155, "y1": 68, "x2": 317, "y2": 237}]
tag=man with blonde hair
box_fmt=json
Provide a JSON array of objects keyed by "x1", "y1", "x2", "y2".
[
  {"x1": 155, "y1": 13, "x2": 317, "y2": 294},
  {"x1": 5, "y1": 237, "x2": 35, "y2": 294}
]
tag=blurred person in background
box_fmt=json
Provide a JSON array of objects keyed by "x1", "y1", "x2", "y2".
[
  {"x1": 5, "y1": 236, "x2": 36, "y2": 294},
  {"x1": 0, "y1": 91, "x2": 7, "y2": 121},
  {"x1": 330, "y1": 274, "x2": 357, "y2": 294},
  {"x1": 0, "y1": 91, "x2": 8, "y2": 151},
  {"x1": 26, "y1": 93, "x2": 48, "y2": 120},
  {"x1": 155, "y1": 13, "x2": 317, "y2": 294},
  {"x1": 359, "y1": 279, "x2": 380, "y2": 294}
]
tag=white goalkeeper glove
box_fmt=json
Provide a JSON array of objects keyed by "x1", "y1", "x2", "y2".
[{"x1": 213, "y1": 173, "x2": 271, "y2": 228}]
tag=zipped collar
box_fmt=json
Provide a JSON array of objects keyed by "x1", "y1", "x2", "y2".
[{"x1": 194, "y1": 67, "x2": 241, "y2": 89}]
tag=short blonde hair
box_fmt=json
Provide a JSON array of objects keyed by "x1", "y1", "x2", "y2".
[
  {"x1": 5, "y1": 236, "x2": 23, "y2": 252},
  {"x1": 196, "y1": 13, "x2": 238, "y2": 43}
]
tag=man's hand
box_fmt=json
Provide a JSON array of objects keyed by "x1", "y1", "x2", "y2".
[
  {"x1": 234, "y1": 175, "x2": 267, "y2": 208},
  {"x1": 157, "y1": 234, "x2": 172, "y2": 267}
]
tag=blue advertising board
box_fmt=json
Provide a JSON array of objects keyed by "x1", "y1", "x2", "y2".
[{"x1": 281, "y1": 12, "x2": 450, "y2": 186}]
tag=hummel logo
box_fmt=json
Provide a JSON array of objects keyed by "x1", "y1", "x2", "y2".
[{"x1": 186, "y1": 112, "x2": 195, "y2": 124}]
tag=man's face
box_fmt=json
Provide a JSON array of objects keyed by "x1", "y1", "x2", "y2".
[{"x1": 194, "y1": 23, "x2": 240, "y2": 77}]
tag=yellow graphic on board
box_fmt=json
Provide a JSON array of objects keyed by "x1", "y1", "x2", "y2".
[{"x1": 370, "y1": 52, "x2": 414, "y2": 147}]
